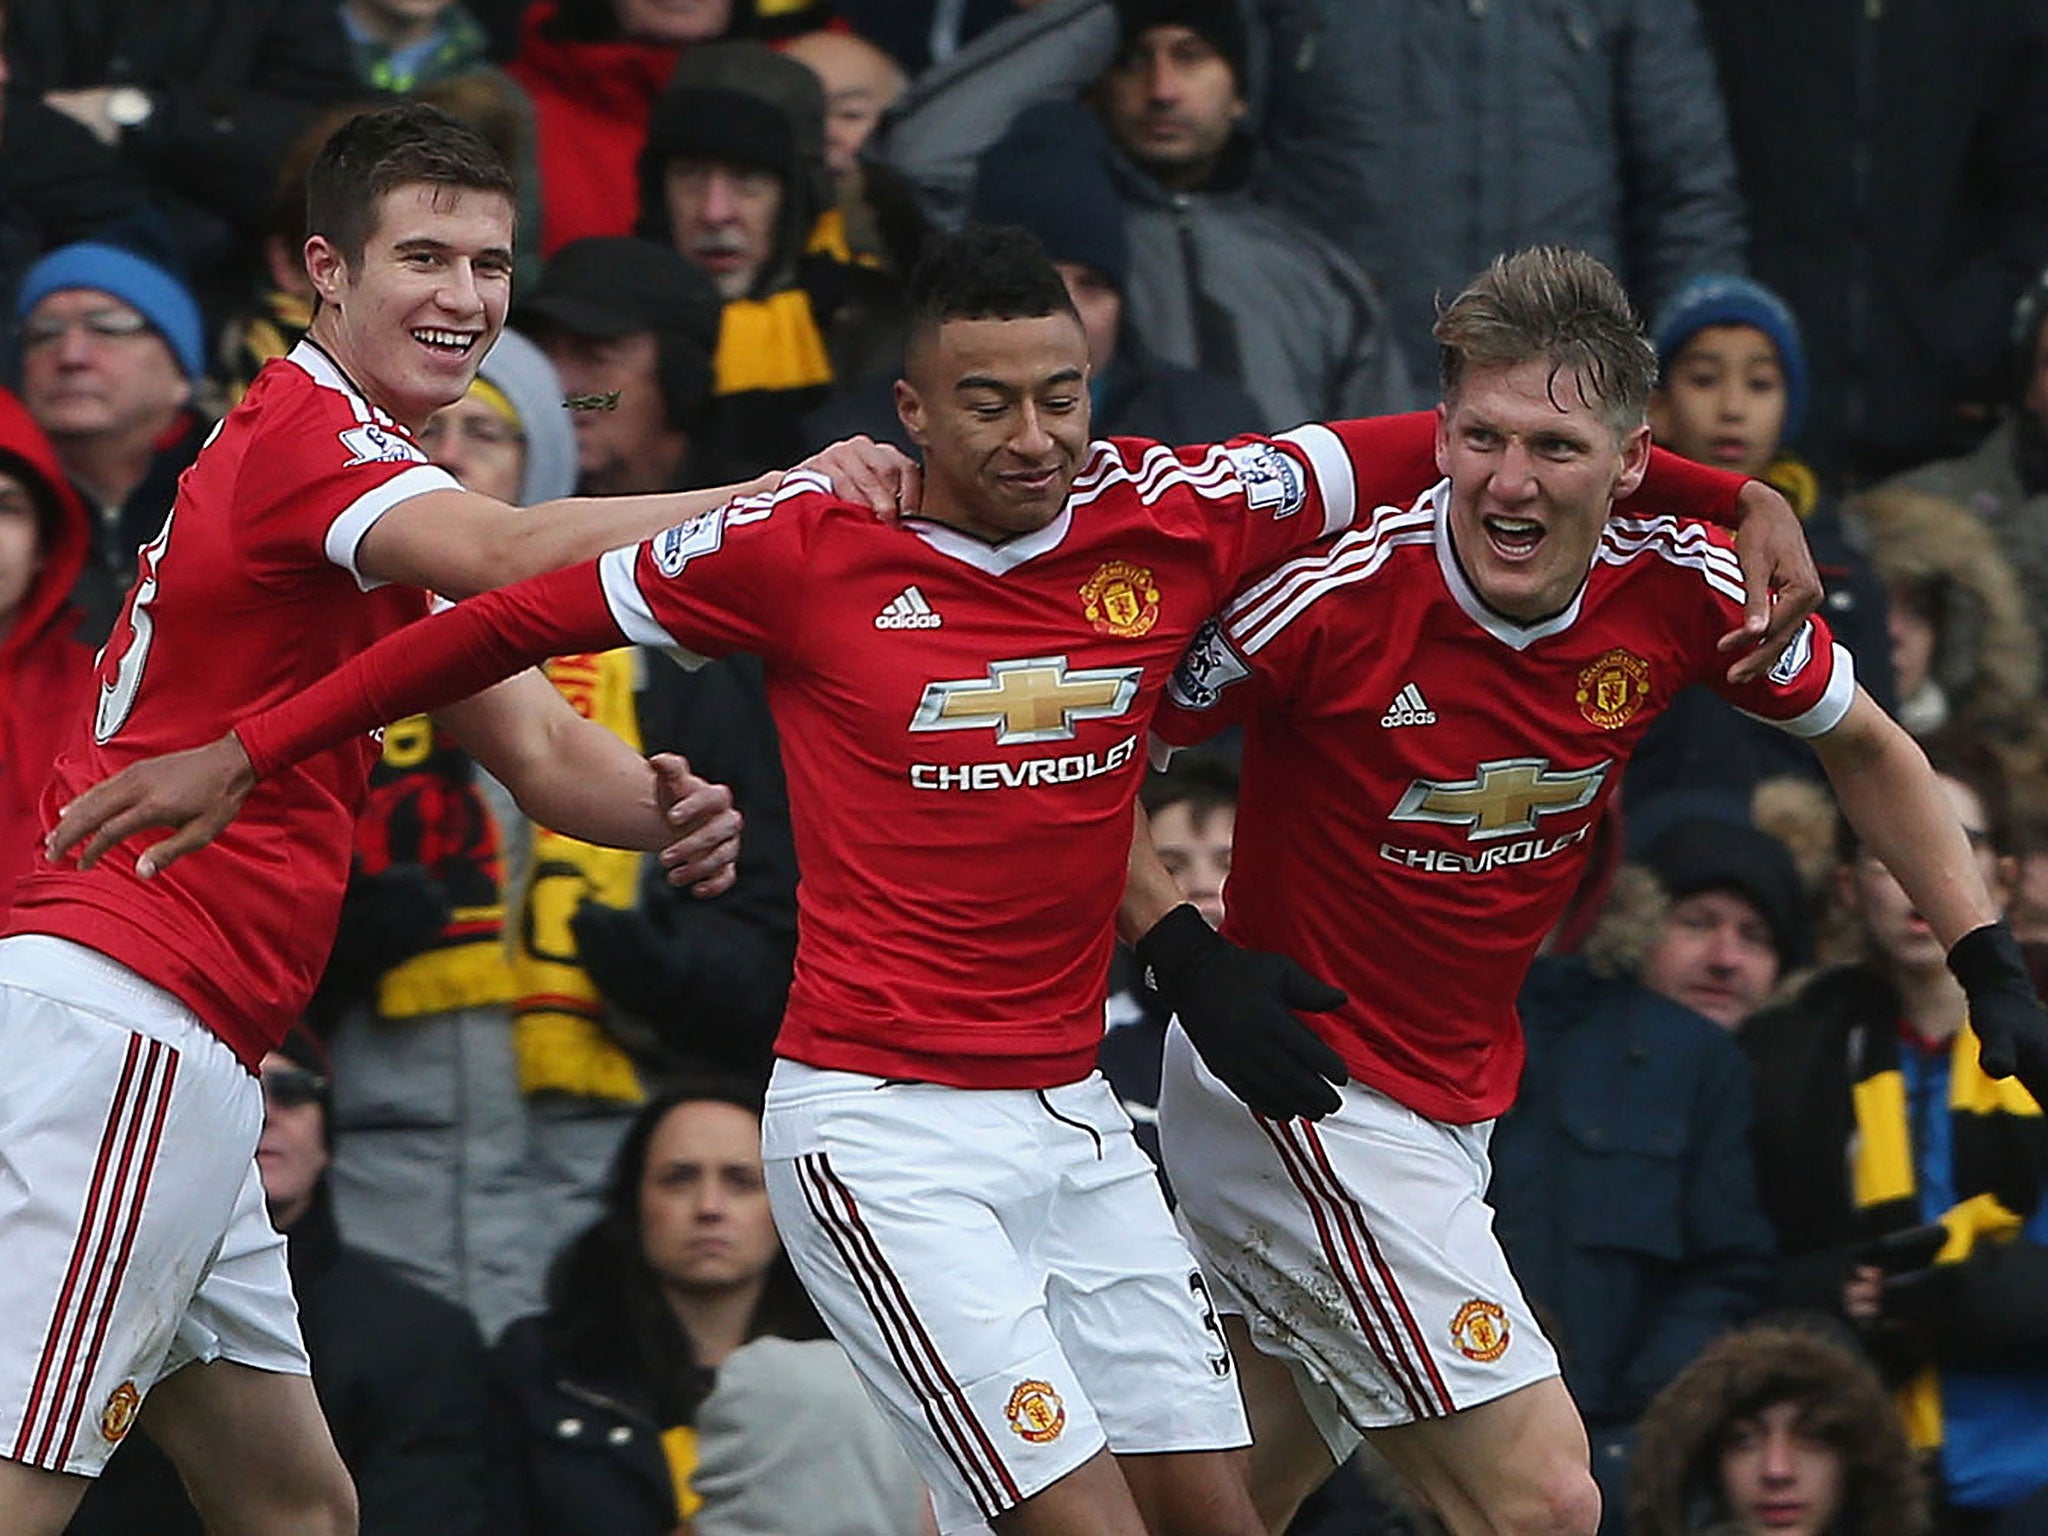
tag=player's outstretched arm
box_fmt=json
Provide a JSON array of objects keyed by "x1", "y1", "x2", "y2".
[
  {"x1": 1813, "y1": 690, "x2": 2048, "y2": 1105},
  {"x1": 437, "y1": 673, "x2": 742, "y2": 897},
  {"x1": 358, "y1": 437, "x2": 920, "y2": 598},
  {"x1": 49, "y1": 561, "x2": 628, "y2": 877},
  {"x1": 1718, "y1": 478, "x2": 1823, "y2": 685},
  {"x1": 1119, "y1": 803, "x2": 1351, "y2": 1120}
]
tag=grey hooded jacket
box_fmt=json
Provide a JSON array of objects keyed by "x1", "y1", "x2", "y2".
[
  {"x1": 871, "y1": 0, "x2": 1414, "y2": 432},
  {"x1": 874, "y1": 0, "x2": 1745, "y2": 391}
]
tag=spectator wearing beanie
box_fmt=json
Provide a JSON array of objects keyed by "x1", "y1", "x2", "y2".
[
  {"x1": 1625, "y1": 274, "x2": 1896, "y2": 832},
  {"x1": 870, "y1": 0, "x2": 1411, "y2": 431},
  {"x1": 1636, "y1": 816, "x2": 1810, "y2": 1032},
  {"x1": 636, "y1": 41, "x2": 906, "y2": 474},
  {"x1": 803, "y1": 99, "x2": 1261, "y2": 453},
  {"x1": 14, "y1": 240, "x2": 212, "y2": 639}
]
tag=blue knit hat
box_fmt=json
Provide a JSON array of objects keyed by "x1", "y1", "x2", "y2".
[
  {"x1": 16, "y1": 241, "x2": 206, "y2": 381},
  {"x1": 1651, "y1": 273, "x2": 1808, "y2": 440},
  {"x1": 971, "y1": 101, "x2": 1131, "y2": 293}
]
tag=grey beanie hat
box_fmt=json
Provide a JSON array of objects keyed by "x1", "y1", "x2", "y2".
[{"x1": 474, "y1": 326, "x2": 577, "y2": 505}]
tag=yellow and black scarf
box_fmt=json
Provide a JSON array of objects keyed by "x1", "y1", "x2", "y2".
[
  {"x1": 507, "y1": 649, "x2": 646, "y2": 1104},
  {"x1": 355, "y1": 719, "x2": 515, "y2": 1019},
  {"x1": 1850, "y1": 1015, "x2": 2044, "y2": 1448}
]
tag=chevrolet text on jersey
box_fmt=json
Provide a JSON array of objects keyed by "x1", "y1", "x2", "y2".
[{"x1": 910, "y1": 734, "x2": 1140, "y2": 791}]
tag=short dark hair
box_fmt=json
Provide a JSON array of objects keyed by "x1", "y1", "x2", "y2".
[
  {"x1": 905, "y1": 224, "x2": 1080, "y2": 358},
  {"x1": 1435, "y1": 247, "x2": 1658, "y2": 434},
  {"x1": 306, "y1": 102, "x2": 516, "y2": 270},
  {"x1": 1141, "y1": 753, "x2": 1240, "y2": 821}
]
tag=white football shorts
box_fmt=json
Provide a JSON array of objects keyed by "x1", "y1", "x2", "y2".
[
  {"x1": 0, "y1": 936, "x2": 308, "y2": 1478},
  {"x1": 762, "y1": 1060, "x2": 1249, "y2": 1534},
  {"x1": 1158, "y1": 1022, "x2": 1558, "y2": 1459}
]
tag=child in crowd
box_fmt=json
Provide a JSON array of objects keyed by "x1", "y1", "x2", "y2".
[{"x1": 1624, "y1": 275, "x2": 1896, "y2": 839}]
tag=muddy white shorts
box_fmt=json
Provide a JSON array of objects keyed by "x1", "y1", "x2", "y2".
[
  {"x1": 762, "y1": 1060, "x2": 1249, "y2": 1534},
  {"x1": 0, "y1": 936, "x2": 308, "y2": 1477},
  {"x1": 1159, "y1": 1023, "x2": 1558, "y2": 1458}
]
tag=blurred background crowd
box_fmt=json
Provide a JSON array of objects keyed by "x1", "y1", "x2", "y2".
[{"x1": 0, "y1": 0, "x2": 2046, "y2": 1533}]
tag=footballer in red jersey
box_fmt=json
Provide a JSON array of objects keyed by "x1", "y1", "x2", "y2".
[
  {"x1": 42, "y1": 228, "x2": 1826, "y2": 1536},
  {"x1": 0, "y1": 103, "x2": 898, "y2": 1535},
  {"x1": 1128, "y1": 248, "x2": 2048, "y2": 1536}
]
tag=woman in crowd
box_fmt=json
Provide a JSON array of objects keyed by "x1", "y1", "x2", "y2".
[{"x1": 488, "y1": 1077, "x2": 825, "y2": 1536}]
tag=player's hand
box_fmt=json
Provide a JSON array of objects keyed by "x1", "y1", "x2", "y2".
[
  {"x1": 1135, "y1": 904, "x2": 1350, "y2": 1120},
  {"x1": 44, "y1": 733, "x2": 257, "y2": 878},
  {"x1": 1719, "y1": 478, "x2": 1823, "y2": 684},
  {"x1": 798, "y1": 435, "x2": 922, "y2": 522},
  {"x1": 1946, "y1": 921, "x2": 2048, "y2": 1106},
  {"x1": 650, "y1": 753, "x2": 741, "y2": 898}
]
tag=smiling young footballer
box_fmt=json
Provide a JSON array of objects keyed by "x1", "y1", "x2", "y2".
[
  {"x1": 1126, "y1": 247, "x2": 2048, "y2": 1536},
  {"x1": 0, "y1": 101, "x2": 910, "y2": 1536}
]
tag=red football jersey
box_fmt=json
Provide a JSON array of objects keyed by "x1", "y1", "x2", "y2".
[
  {"x1": 241, "y1": 417, "x2": 1532, "y2": 1088},
  {"x1": 1152, "y1": 480, "x2": 1854, "y2": 1123},
  {"x1": 7, "y1": 342, "x2": 459, "y2": 1068}
]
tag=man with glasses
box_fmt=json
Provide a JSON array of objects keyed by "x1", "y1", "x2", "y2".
[{"x1": 14, "y1": 241, "x2": 210, "y2": 635}]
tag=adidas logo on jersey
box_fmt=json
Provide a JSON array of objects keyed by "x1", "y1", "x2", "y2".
[
  {"x1": 1380, "y1": 683, "x2": 1437, "y2": 727},
  {"x1": 875, "y1": 586, "x2": 943, "y2": 630}
]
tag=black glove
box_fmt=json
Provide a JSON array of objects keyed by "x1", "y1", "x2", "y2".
[
  {"x1": 325, "y1": 863, "x2": 455, "y2": 988},
  {"x1": 1946, "y1": 922, "x2": 2048, "y2": 1106},
  {"x1": 571, "y1": 899, "x2": 693, "y2": 1023},
  {"x1": 1135, "y1": 904, "x2": 1349, "y2": 1120},
  {"x1": 1856, "y1": 1220, "x2": 1949, "y2": 1276}
]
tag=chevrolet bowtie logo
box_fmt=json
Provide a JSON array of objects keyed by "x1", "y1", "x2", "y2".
[
  {"x1": 910, "y1": 657, "x2": 1142, "y2": 745},
  {"x1": 1390, "y1": 757, "x2": 1610, "y2": 841}
]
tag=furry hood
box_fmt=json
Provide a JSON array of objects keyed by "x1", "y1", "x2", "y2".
[
  {"x1": 1851, "y1": 486, "x2": 2040, "y2": 733},
  {"x1": 1628, "y1": 1323, "x2": 1929, "y2": 1536}
]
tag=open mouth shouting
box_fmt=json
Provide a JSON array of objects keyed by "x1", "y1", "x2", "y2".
[{"x1": 1482, "y1": 513, "x2": 1545, "y2": 560}]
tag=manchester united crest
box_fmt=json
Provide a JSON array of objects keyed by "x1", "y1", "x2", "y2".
[
  {"x1": 1450, "y1": 1299, "x2": 1510, "y2": 1363},
  {"x1": 99, "y1": 1381, "x2": 140, "y2": 1443},
  {"x1": 1080, "y1": 561, "x2": 1161, "y2": 638},
  {"x1": 1005, "y1": 1379, "x2": 1067, "y2": 1443},
  {"x1": 1576, "y1": 648, "x2": 1651, "y2": 730}
]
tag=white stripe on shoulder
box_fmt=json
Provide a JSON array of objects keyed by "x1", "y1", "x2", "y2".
[
  {"x1": 324, "y1": 463, "x2": 462, "y2": 591},
  {"x1": 286, "y1": 340, "x2": 379, "y2": 425},
  {"x1": 1274, "y1": 422, "x2": 1357, "y2": 538},
  {"x1": 1221, "y1": 492, "x2": 1436, "y2": 636},
  {"x1": 1223, "y1": 513, "x2": 1436, "y2": 654},
  {"x1": 599, "y1": 545, "x2": 704, "y2": 661},
  {"x1": 1069, "y1": 440, "x2": 1240, "y2": 511},
  {"x1": 1597, "y1": 516, "x2": 1746, "y2": 604}
]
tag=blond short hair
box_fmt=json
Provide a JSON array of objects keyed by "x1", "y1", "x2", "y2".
[{"x1": 1435, "y1": 247, "x2": 1657, "y2": 435}]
